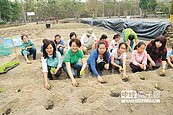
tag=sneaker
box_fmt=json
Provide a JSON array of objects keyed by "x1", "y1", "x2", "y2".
[
  {"x1": 88, "y1": 72, "x2": 92, "y2": 78},
  {"x1": 110, "y1": 69, "x2": 114, "y2": 74}
]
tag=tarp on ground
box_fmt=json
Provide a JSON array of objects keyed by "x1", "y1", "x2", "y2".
[{"x1": 80, "y1": 18, "x2": 171, "y2": 40}]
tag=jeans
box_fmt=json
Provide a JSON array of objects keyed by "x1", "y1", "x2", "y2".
[
  {"x1": 129, "y1": 40, "x2": 134, "y2": 51},
  {"x1": 21, "y1": 47, "x2": 36, "y2": 59},
  {"x1": 47, "y1": 66, "x2": 62, "y2": 80},
  {"x1": 62, "y1": 62, "x2": 82, "y2": 78},
  {"x1": 110, "y1": 59, "x2": 123, "y2": 70}
]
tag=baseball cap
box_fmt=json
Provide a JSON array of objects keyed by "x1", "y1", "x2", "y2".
[{"x1": 86, "y1": 28, "x2": 93, "y2": 35}]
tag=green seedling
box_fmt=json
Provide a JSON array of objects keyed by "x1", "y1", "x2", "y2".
[
  {"x1": 155, "y1": 84, "x2": 163, "y2": 91},
  {"x1": 140, "y1": 75, "x2": 145, "y2": 80},
  {"x1": 50, "y1": 67, "x2": 56, "y2": 74},
  {"x1": 0, "y1": 61, "x2": 19, "y2": 74},
  {"x1": 0, "y1": 88, "x2": 4, "y2": 93}
]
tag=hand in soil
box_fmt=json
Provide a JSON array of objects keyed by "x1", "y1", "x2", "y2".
[
  {"x1": 27, "y1": 60, "x2": 32, "y2": 64},
  {"x1": 122, "y1": 74, "x2": 128, "y2": 82},
  {"x1": 71, "y1": 80, "x2": 78, "y2": 87},
  {"x1": 98, "y1": 76, "x2": 103, "y2": 83},
  {"x1": 44, "y1": 83, "x2": 51, "y2": 90}
]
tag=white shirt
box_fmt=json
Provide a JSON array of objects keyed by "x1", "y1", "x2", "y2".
[
  {"x1": 111, "y1": 48, "x2": 126, "y2": 60},
  {"x1": 81, "y1": 33, "x2": 97, "y2": 48},
  {"x1": 109, "y1": 40, "x2": 119, "y2": 50}
]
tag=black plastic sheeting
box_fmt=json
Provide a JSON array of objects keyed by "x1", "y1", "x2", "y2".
[{"x1": 80, "y1": 18, "x2": 171, "y2": 40}]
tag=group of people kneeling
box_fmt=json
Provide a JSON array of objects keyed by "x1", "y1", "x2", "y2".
[{"x1": 20, "y1": 28, "x2": 173, "y2": 90}]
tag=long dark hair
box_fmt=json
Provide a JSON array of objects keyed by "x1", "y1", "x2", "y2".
[
  {"x1": 134, "y1": 41, "x2": 146, "y2": 50},
  {"x1": 97, "y1": 41, "x2": 109, "y2": 63},
  {"x1": 118, "y1": 42, "x2": 128, "y2": 49},
  {"x1": 70, "y1": 32, "x2": 77, "y2": 39},
  {"x1": 151, "y1": 35, "x2": 166, "y2": 54},
  {"x1": 43, "y1": 40, "x2": 57, "y2": 59},
  {"x1": 113, "y1": 33, "x2": 121, "y2": 39}
]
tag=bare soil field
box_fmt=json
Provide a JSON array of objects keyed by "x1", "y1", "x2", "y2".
[{"x1": 0, "y1": 22, "x2": 173, "y2": 115}]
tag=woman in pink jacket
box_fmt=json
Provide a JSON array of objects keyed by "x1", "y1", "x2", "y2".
[{"x1": 129, "y1": 42, "x2": 148, "y2": 73}]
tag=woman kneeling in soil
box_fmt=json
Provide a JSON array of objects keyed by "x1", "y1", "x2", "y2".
[
  {"x1": 146, "y1": 35, "x2": 167, "y2": 76},
  {"x1": 62, "y1": 38, "x2": 87, "y2": 87},
  {"x1": 110, "y1": 42, "x2": 128, "y2": 82},
  {"x1": 130, "y1": 42, "x2": 148, "y2": 73},
  {"x1": 42, "y1": 40, "x2": 62, "y2": 90},
  {"x1": 87, "y1": 42, "x2": 110, "y2": 83}
]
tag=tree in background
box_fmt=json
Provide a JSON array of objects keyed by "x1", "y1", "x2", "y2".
[
  {"x1": 139, "y1": 0, "x2": 157, "y2": 18},
  {"x1": 170, "y1": 0, "x2": 173, "y2": 22},
  {"x1": 156, "y1": 1, "x2": 169, "y2": 14},
  {"x1": 0, "y1": 0, "x2": 21, "y2": 23},
  {"x1": 147, "y1": 0, "x2": 157, "y2": 14},
  {"x1": 0, "y1": 0, "x2": 13, "y2": 22},
  {"x1": 11, "y1": 2, "x2": 21, "y2": 22},
  {"x1": 86, "y1": 0, "x2": 99, "y2": 18}
]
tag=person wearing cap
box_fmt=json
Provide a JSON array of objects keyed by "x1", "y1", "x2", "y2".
[
  {"x1": 81, "y1": 28, "x2": 97, "y2": 54},
  {"x1": 122, "y1": 28, "x2": 138, "y2": 52}
]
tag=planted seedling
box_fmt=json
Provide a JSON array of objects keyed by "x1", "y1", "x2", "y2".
[
  {"x1": 155, "y1": 84, "x2": 163, "y2": 91},
  {"x1": 15, "y1": 89, "x2": 21, "y2": 93},
  {"x1": 140, "y1": 75, "x2": 145, "y2": 80},
  {"x1": 0, "y1": 88, "x2": 4, "y2": 93}
]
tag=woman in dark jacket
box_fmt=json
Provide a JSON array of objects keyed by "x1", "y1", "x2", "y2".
[{"x1": 146, "y1": 35, "x2": 167, "y2": 76}]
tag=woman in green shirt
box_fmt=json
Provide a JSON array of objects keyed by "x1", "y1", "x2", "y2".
[
  {"x1": 63, "y1": 38, "x2": 87, "y2": 87},
  {"x1": 21, "y1": 35, "x2": 37, "y2": 64}
]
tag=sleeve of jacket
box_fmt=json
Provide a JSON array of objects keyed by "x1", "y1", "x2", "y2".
[{"x1": 87, "y1": 50, "x2": 99, "y2": 77}]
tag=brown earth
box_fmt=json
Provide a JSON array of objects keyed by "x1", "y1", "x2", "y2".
[{"x1": 0, "y1": 22, "x2": 173, "y2": 115}]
